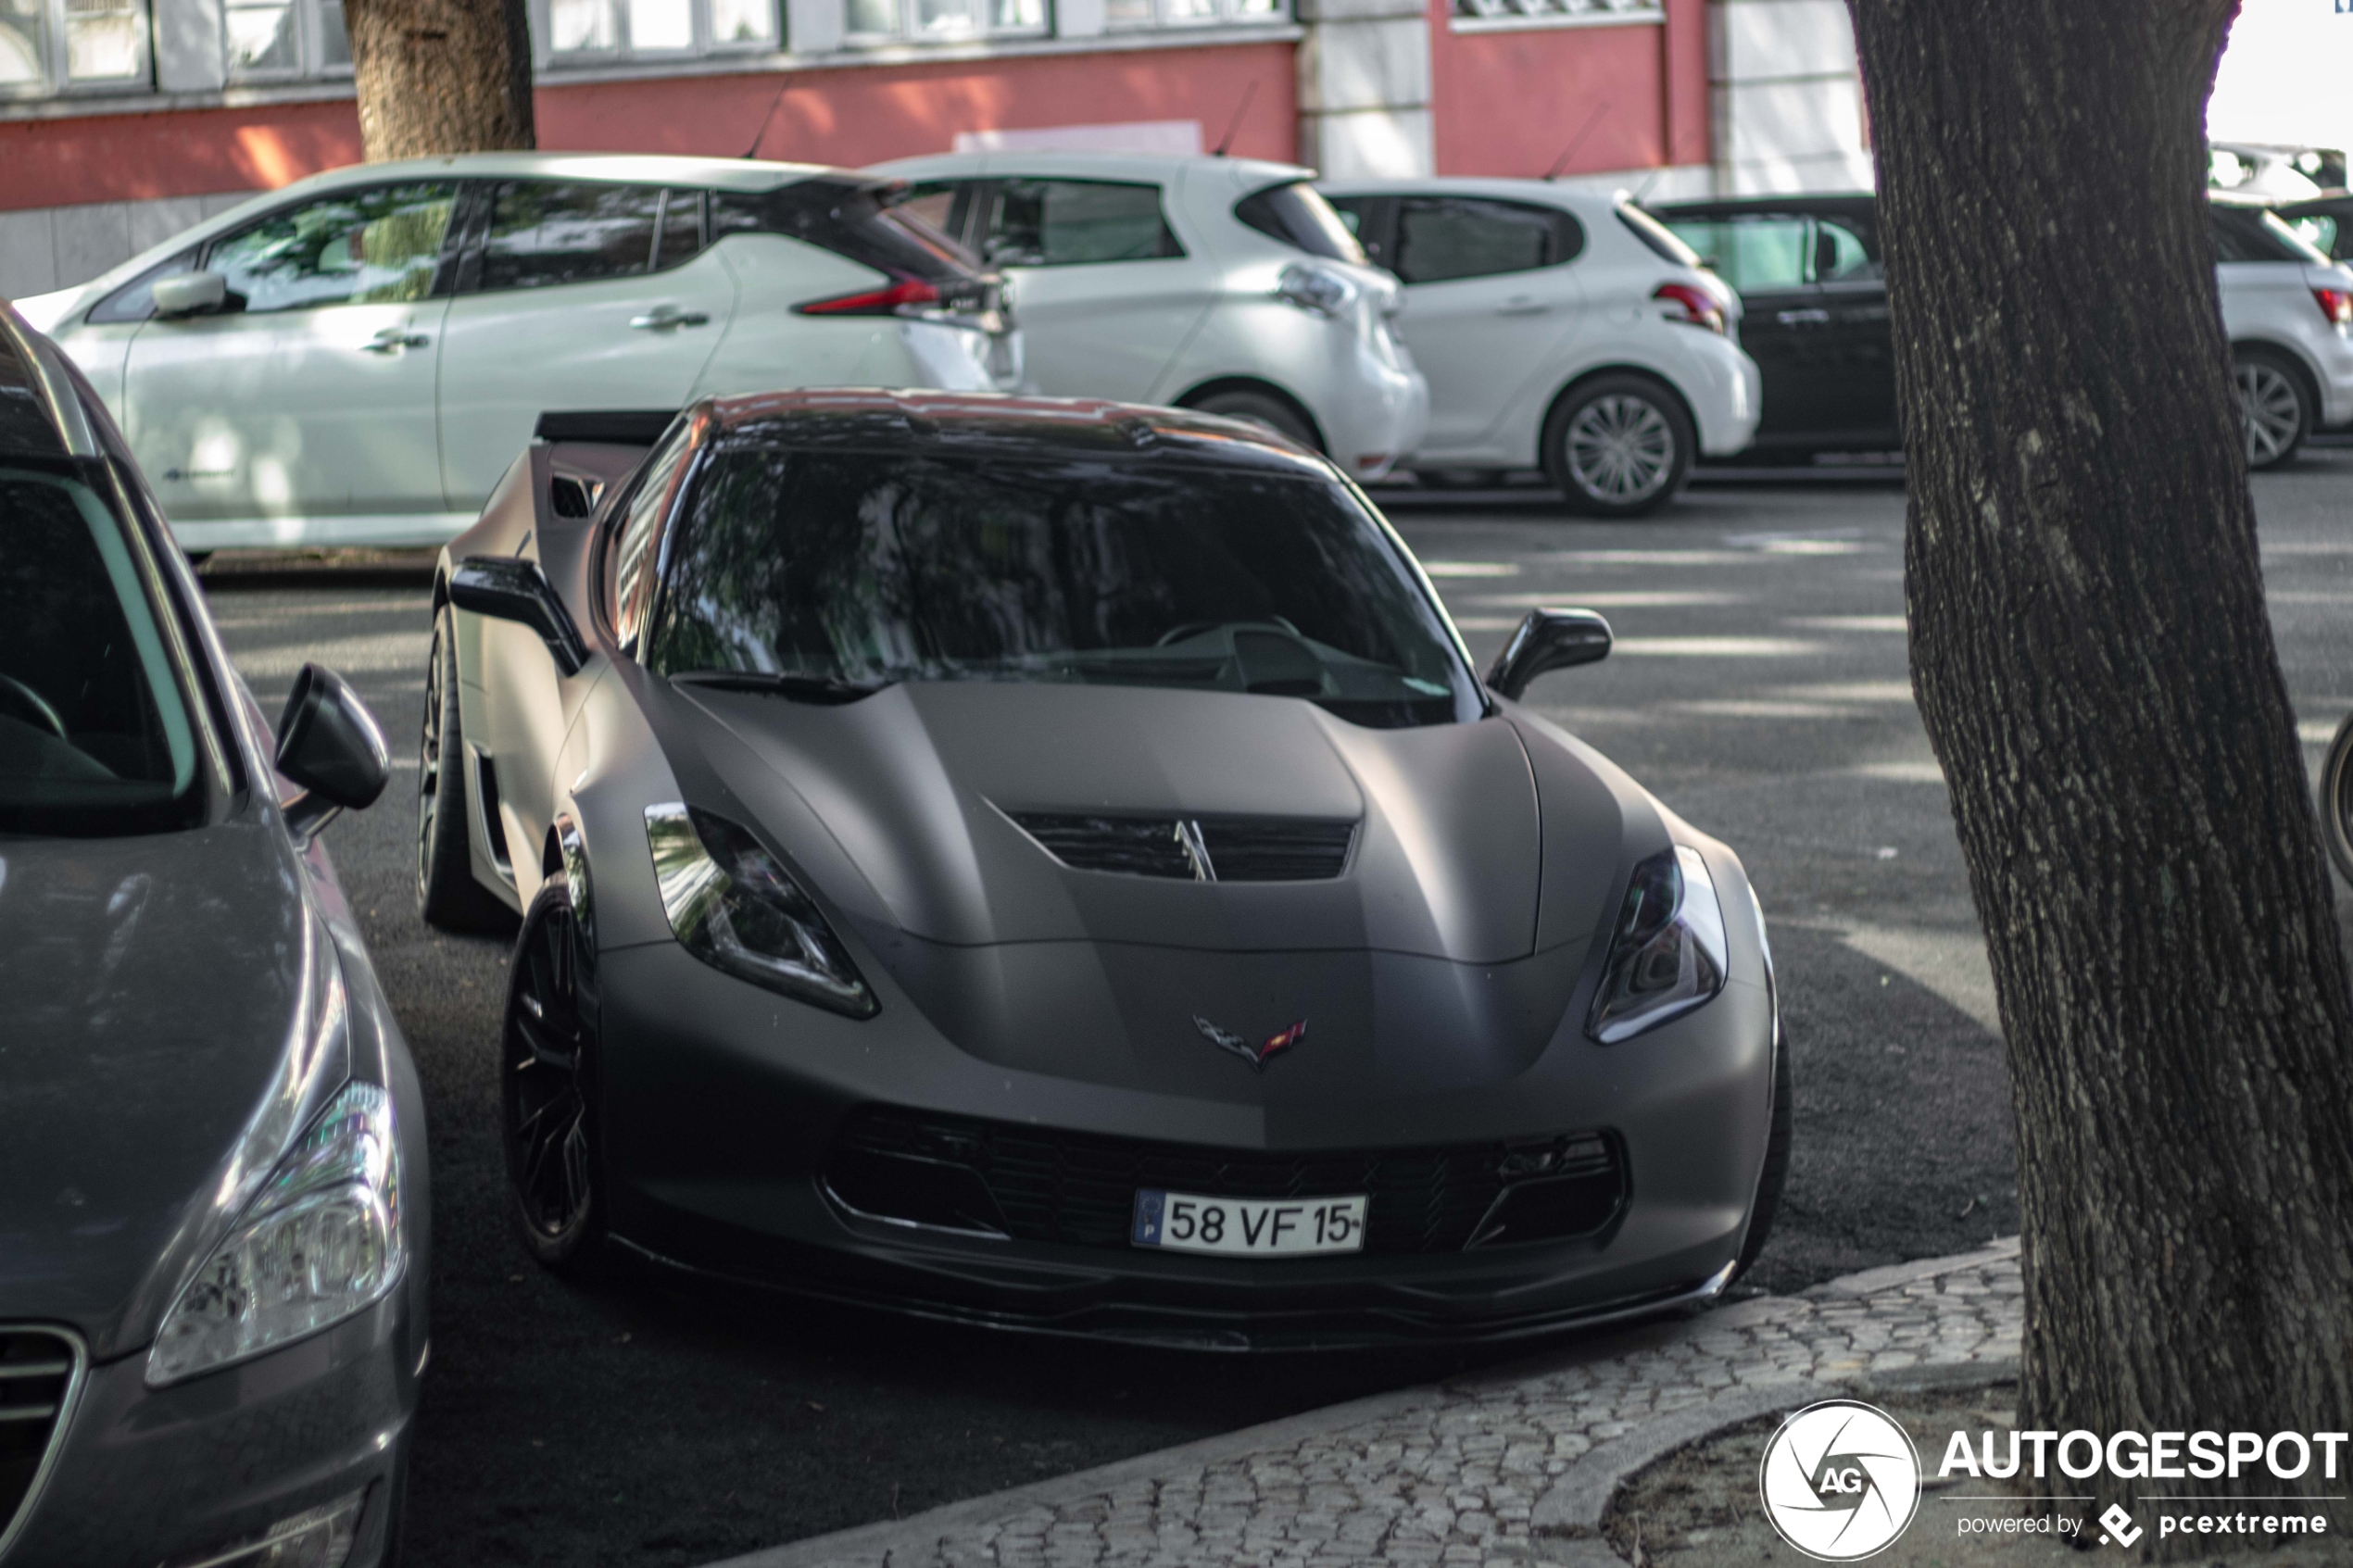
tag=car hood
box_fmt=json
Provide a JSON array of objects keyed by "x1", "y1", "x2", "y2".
[
  {"x1": 0, "y1": 818, "x2": 346, "y2": 1350},
  {"x1": 673, "y1": 681, "x2": 1638, "y2": 964}
]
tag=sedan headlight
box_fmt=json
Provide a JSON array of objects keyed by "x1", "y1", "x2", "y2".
[
  {"x1": 1275, "y1": 262, "x2": 1358, "y2": 319},
  {"x1": 646, "y1": 802, "x2": 877, "y2": 1018},
  {"x1": 147, "y1": 1082, "x2": 404, "y2": 1386},
  {"x1": 1587, "y1": 846, "x2": 1730, "y2": 1043}
]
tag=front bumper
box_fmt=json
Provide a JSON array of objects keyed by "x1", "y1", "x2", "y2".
[
  {"x1": 4, "y1": 1292, "x2": 418, "y2": 1566},
  {"x1": 591, "y1": 938, "x2": 1776, "y2": 1349}
]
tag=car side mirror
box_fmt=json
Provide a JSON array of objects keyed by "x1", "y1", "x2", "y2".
[
  {"x1": 276, "y1": 663, "x2": 389, "y2": 842},
  {"x1": 1486, "y1": 608, "x2": 1613, "y2": 700},
  {"x1": 152, "y1": 270, "x2": 227, "y2": 319},
  {"x1": 448, "y1": 556, "x2": 588, "y2": 676}
]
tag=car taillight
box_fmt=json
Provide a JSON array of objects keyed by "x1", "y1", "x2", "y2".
[
  {"x1": 794, "y1": 278, "x2": 941, "y2": 317},
  {"x1": 2315, "y1": 287, "x2": 2353, "y2": 328},
  {"x1": 1653, "y1": 282, "x2": 1726, "y2": 334}
]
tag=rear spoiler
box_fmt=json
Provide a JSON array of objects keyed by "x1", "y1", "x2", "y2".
[{"x1": 534, "y1": 408, "x2": 677, "y2": 447}]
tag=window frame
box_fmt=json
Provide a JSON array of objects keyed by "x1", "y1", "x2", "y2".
[
  {"x1": 220, "y1": 0, "x2": 350, "y2": 84},
  {"x1": 0, "y1": 0, "x2": 153, "y2": 101},
  {"x1": 537, "y1": 0, "x2": 780, "y2": 63},
  {"x1": 452, "y1": 181, "x2": 711, "y2": 300},
  {"x1": 839, "y1": 0, "x2": 1047, "y2": 49},
  {"x1": 1100, "y1": 0, "x2": 1285, "y2": 29}
]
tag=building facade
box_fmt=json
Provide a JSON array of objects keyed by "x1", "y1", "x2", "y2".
[{"x1": 0, "y1": 0, "x2": 1866, "y2": 298}]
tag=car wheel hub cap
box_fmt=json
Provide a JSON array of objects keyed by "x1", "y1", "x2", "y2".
[
  {"x1": 2239, "y1": 363, "x2": 2301, "y2": 463},
  {"x1": 1567, "y1": 395, "x2": 1674, "y2": 501}
]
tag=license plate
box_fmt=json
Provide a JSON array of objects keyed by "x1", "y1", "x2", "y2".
[{"x1": 1130, "y1": 1189, "x2": 1367, "y2": 1257}]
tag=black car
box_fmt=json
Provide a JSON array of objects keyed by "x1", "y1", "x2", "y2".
[
  {"x1": 0, "y1": 303, "x2": 422, "y2": 1565},
  {"x1": 1646, "y1": 193, "x2": 2351, "y2": 468},
  {"x1": 425, "y1": 390, "x2": 1790, "y2": 1348}
]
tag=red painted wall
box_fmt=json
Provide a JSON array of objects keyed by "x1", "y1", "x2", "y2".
[
  {"x1": 1428, "y1": 0, "x2": 1706, "y2": 179},
  {"x1": 0, "y1": 43, "x2": 1294, "y2": 213}
]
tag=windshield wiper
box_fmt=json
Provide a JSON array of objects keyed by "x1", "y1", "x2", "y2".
[{"x1": 671, "y1": 670, "x2": 888, "y2": 705}]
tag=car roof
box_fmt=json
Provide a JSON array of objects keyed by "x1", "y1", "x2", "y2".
[
  {"x1": 868, "y1": 150, "x2": 1311, "y2": 186},
  {"x1": 0, "y1": 304, "x2": 102, "y2": 459},
  {"x1": 1314, "y1": 176, "x2": 1624, "y2": 213},
  {"x1": 285, "y1": 150, "x2": 839, "y2": 197},
  {"x1": 699, "y1": 389, "x2": 1336, "y2": 475}
]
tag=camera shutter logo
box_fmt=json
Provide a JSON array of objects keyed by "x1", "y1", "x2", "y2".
[{"x1": 1757, "y1": 1399, "x2": 1921, "y2": 1561}]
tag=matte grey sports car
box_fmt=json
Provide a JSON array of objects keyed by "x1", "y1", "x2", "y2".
[
  {"x1": 422, "y1": 390, "x2": 1787, "y2": 1347},
  {"x1": 0, "y1": 305, "x2": 422, "y2": 1562}
]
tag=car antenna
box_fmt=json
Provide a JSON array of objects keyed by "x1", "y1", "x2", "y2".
[
  {"x1": 1624, "y1": 166, "x2": 1665, "y2": 205},
  {"x1": 1543, "y1": 101, "x2": 1612, "y2": 181},
  {"x1": 741, "y1": 77, "x2": 796, "y2": 158},
  {"x1": 1211, "y1": 82, "x2": 1258, "y2": 157}
]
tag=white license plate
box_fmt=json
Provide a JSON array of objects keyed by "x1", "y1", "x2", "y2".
[{"x1": 1130, "y1": 1189, "x2": 1367, "y2": 1257}]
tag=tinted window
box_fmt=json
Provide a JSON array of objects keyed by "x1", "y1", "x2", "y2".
[
  {"x1": 610, "y1": 425, "x2": 694, "y2": 646},
  {"x1": 1815, "y1": 216, "x2": 1881, "y2": 282},
  {"x1": 87, "y1": 247, "x2": 199, "y2": 325},
  {"x1": 1390, "y1": 196, "x2": 1582, "y2": 284},
  {"x1": 483, "y1": 182, "x2": 661, "y2": 290},
  {"x1": 0, "y1": 464, "x2": 205, "y2": 834},
  {"x1": 894, "y1": 182, "x2": 963, "y2": 243},
  {"x1": 206, "y1": 182, "x2": 458, "y2": 313},
  {"x1": 654, "y1": 187, "x2": 706, "y2": 270},
  {"x1": 1235, "y1": 182, "x2": 1368, "y2": 265},
  {"x1": 646, "y1": 450, "x2": 1483, "y2": 729},
  {"x1": 983, "y1": 178, "x2": 1183, "y2": 267},
  {"x1": 1659, "y1": 216, "x2": 1810, "y2": 292},
  {"x1": 2210, "y1": 205, "x2": 2333, "y2": 265},
  {"x1": 715, "y1": 178, "x2": 978, "y2": 286}
]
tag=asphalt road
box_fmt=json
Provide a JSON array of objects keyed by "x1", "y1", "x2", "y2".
[{"x1": 195, "y1": 447, "x2": 2353, "y2": 1566}]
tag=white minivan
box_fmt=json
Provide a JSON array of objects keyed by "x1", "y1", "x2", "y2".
[
  {"x1": 15, "y1": 153, "x2": 1019, "y2": 554},
  {"x1": 1320, "y1": 179, "x2": 1761, "y2": 517},
  {"x1": 868, "y1": 151, "x2": 1428, "y2": 481}
]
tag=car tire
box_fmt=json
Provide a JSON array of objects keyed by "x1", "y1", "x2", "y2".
[
  {"x1": 1187, "y1": 389, "x2": 1322, "y2": 453},
  {"x1": 1542, "y1": 373, "x2": 1694, "y2": 519},
  {"x1": 1729, "y1": 1026, "x2": 1793, "y2": 1286},
  {"x1": 2236, "y1": 347, "x2": 2312, "y2": 471},
  {"x1": 503, "y1": 880, "x2": 610, "y2": 1275},
  {"x1": 417, "y1": 606, "x2": 512, "y2": 933},
  {"x1": 2319, "y1": 715, "x2": 2353, "y2": 885}
]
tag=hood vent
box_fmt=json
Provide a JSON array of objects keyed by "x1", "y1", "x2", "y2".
[{"x1": 1009, "y1": 812, "x2": 1354, "y2": 883}]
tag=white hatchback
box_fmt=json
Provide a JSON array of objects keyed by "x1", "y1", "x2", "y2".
[
  {"x1": 867, "y1": 151, "x2": 1428, "y2": 481},
  {"x1": 13, "y1": 153, "x2": 1019, "y2": 554},
  {"x1": 1319, "y1": 179, "x2": 1762, "y2": 517}
]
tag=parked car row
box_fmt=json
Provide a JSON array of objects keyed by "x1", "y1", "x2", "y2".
[{"x1": 1644, "y1": 188, "x2": 2353, "y2": 470}]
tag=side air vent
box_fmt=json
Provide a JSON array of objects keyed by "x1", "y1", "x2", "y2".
[
  {"x1": 1008, "y1": 812, "x2": 1354, "y2": 883},
  {"x1": 0, "y1": 1328, "x2": 82, "y2": 1556}
]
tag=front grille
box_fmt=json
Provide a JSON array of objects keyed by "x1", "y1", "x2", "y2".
[
  {"x1": 0, "y1": 1329, "x2": 81, "y2": 1552},
  {"x1": 827, "y1": 1109, "x2": 1625, "y2": 1255},
  {"x1": 1008, "y1": 812, "x2": 1355, "y2": 883}
]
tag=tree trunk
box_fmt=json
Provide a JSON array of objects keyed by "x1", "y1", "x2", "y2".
[
  {"x1": 346, "y1": 0, "x2": 535, "y2": 161},
  {"x1": 1847, "y1": 0, "x2": 2353, "y2": 1542}
]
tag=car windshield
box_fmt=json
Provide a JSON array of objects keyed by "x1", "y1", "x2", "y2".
[
  {"x1": 646, "y1": 449, "x2": 1484, "y2": 728},
  {"x1": 0, "y1": 463, "x2": 207, "y2": 835}
]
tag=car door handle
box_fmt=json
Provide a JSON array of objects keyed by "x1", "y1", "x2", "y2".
[
  {"x1": 1494, "y1": 297, "x2": 1550, "y2": 316},
  {"x1": 630, "y1": 308, "x2": 711, "y2": 331},
  {"x1": 1775, "y1": 308, "x2": 1831, "y2": 326},
  {"x1": 360, "y1": 327, "x2": 430, "y2": 353}
]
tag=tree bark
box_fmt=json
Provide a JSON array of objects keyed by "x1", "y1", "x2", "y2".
[
  {"x1": 1846, "y1": 0, "x2": 2353, "y2": 1542},
  {"x1": 346, "y1": 0, "x2": 535, "y2": 162}
]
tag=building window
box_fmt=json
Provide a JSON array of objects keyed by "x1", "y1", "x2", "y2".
[
  {"x1": 842, "y1": 0, "x2": 1044, "y2": 46},
  {"x1": 0, "y1": 0, "x2": 148, "y2": 95},
  {"x1": 224, "y1": 0, "x2": 350, "y2": 79},
  {"x1": 1453, "y1": 0, "x2": 1657, "y2": 20},
  {"x1": 545, "y1": 0, "x2": 776, "y2": 56},
  {"x1": 1101, "y1": 0, "x2": 1282, "y2": 28}
]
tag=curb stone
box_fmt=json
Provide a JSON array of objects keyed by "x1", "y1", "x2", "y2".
[{"x1": 700, "y1": 1238, "x2": 2025, "y2": 1568}]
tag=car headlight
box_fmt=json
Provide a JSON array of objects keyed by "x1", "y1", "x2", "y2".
[
  {"x1": 1587, "y1": 846, "x2": 1730, "y2": 1043},
  {"x1": 1275, "y1": 262, "x2": 1357, "y2": 319},
  {"x1": 646, "y1": 801, "x2": 878, "y2": 1018},
  {"x1": 147, "y1": 1082, "x2": 404, "y2": 1386}
]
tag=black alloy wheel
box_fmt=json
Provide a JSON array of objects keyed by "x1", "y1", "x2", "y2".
[
  {"x1": 1729, "y1": 1027, "x2": 1793, "y2": 1286},
  {"x1": 417, "y1": 607, "x2": 511, "y2": 932},
  {"x1": 1543, "y1": 372, "x2": 1695, "y2": 519},
  {"x1": 502, "y1": 882, "x2": 608, "y2": 1272},
  {"x1": 2320, "y1": 715, "x2": 2353, "y2": 885}
]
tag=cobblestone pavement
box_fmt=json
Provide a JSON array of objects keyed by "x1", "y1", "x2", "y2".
[{"x1": 718, "y1": 1239, "x2": 2024, "y2": 1568}]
